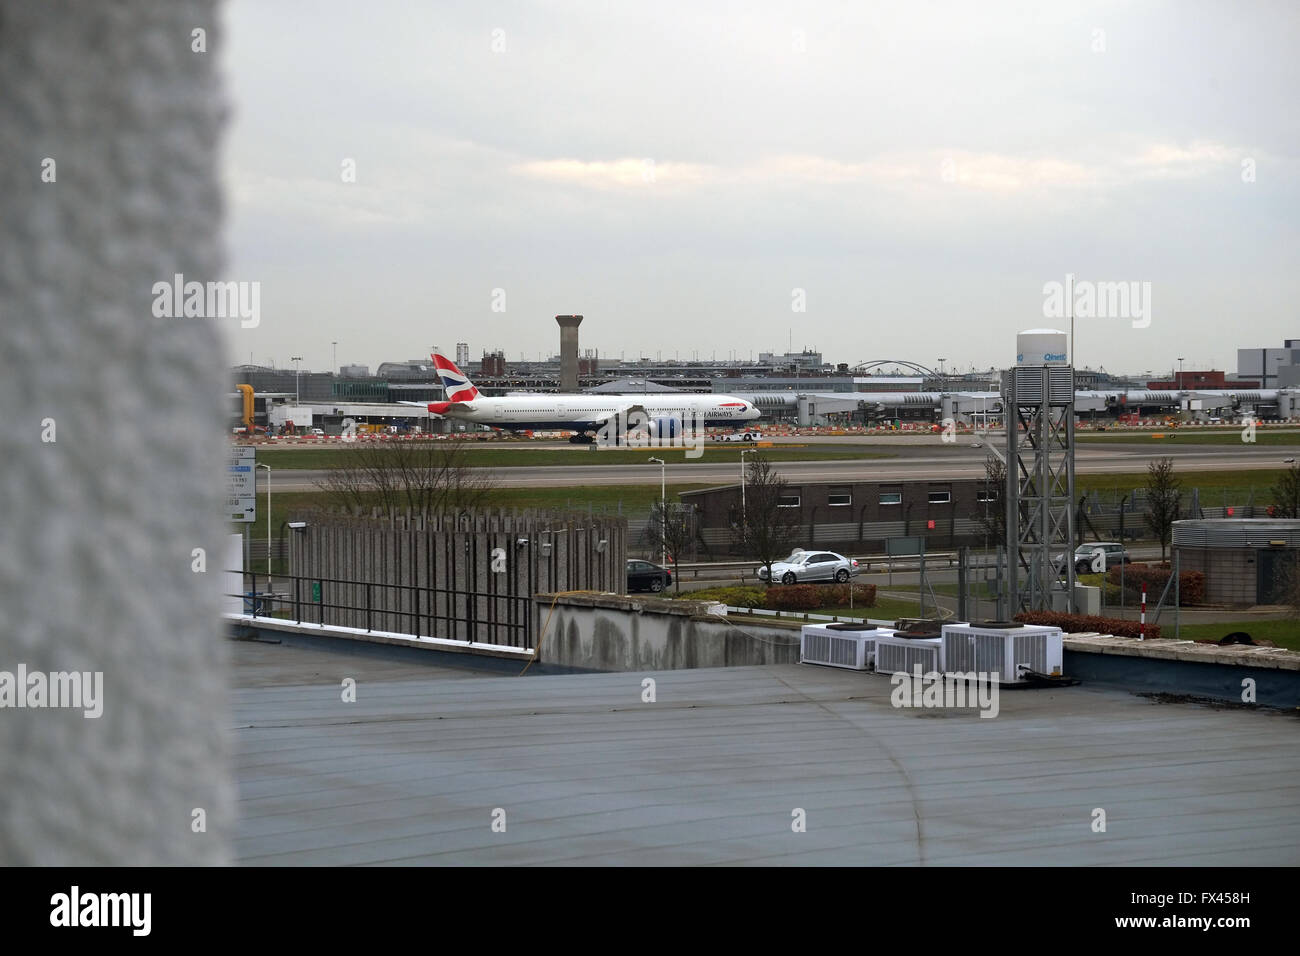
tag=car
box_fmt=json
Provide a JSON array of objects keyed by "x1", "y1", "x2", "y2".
[
  {"x1": 713, "y1": 430, "x2": 763, "y2": 442},
  {"x1": 626, "y1": 559, "x2": 672, "y2": 593},
  {"x1": 1057, "y1": 542, "x2": 1131, "y2": 574},
  {"x1": 310, "y1": 427, "x2": 325, "y2": 436},
  {"x1": 757, "y1": 549, "x2": 860, "y2": 585}
]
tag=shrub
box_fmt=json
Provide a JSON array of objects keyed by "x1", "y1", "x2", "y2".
[
  {"x1": 762, "y1": 584, "x2": 823, "y2": 611},
  {"x1": 1014, "y1": 610, "x2": 1161, "y2": 639},
  {"x1": 820, "y1": 582, "x2": 877, "y2": 608},
  {"x1": 686, "y1": 586, "x2": 766, "y2": 608},
  {"x1": 1106, "y1": 564, "x2": 1205, "y2": 605}
]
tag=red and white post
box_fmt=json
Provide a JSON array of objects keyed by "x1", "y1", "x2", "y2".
[{"x1": 1140, "y1": 589, "x2": 1147, "y2": 641}]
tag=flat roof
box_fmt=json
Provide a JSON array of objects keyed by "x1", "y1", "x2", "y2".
[{"x1": 232, "y1": 641, "x2": 1300, "y2": 865}]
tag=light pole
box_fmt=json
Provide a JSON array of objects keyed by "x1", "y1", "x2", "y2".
[
  {"x1": 291, "y1": 356, "x2": 303, "y2": 402},
  {"x1": 740, "y1": 447, "x2": 756, "y2": 533},
  {"x1": 256, "y1": 462, "x2": 272, "y2": 583},
  {"x1": 648, "y1": 457, "x2": 666, "y2": 567},
  {"x1": 1177, "y1": 357, "x2": 1184, "y2": 386},
  {"x1": 332, "y1": 341, "x2": 338, "y2": 375}
]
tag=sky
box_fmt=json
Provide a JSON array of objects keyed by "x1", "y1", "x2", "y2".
[{"x1": 220, "y1": 0, "x2": 1300, "y2": 378}]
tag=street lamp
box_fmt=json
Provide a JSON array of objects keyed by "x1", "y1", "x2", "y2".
[
  {"x1": 256, "y1": 462, "x2": 272, "y2": 581},
  {"x1": 740, "y1": 447, "x2": 756, "y2": 532},
  {"x1": 648, "y1": 457, "x2": 666, "y2": 567},
  {"x1": 291, "y1": 356, "x2": 303, "y2": 402},
  {"x1": 332, "y1": 341, "x2": 338, "y2": 375}
]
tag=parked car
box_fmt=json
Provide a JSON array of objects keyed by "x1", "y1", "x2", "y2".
[
  {"x1": 310, "y1": 427, "x2": 325, "y2": 436},
  {"x1": 757, "y1": 549, "x2": 860, "y2": 585},
  {"x1": 627, "y1": 559, "x2": 673, "y2": 593},
  {"x1": 1057, "y1": 542, "x2": 1131, "y2": 574}
]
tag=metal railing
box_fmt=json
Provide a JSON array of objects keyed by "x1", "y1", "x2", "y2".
[{"x1": 227, "y1": 570, "x2": 533, "y2": 649}]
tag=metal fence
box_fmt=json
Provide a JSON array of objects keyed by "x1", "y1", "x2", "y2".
[{"x1": 230, "y1": 569, "x2": 533, "y2": 649}]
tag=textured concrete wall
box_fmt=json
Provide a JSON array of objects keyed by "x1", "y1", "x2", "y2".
[
  {"x1": 0, "y1": 1, "x2": 231, "y2": 863},
  {"x1": 535, "y1": 593, "x2": 801, "y2": 670}
]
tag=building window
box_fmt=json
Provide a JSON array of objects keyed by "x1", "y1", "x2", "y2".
[
  {"x1": 976, "y1": 490, "x2": 998, "y2": 503},
  {"x1": 928, "y1": 491, "x2": 951, "y2": 505},
  {"x1": 777, "y1": 495, "x2": 801, "y2": 508},
  {"x1": 879, "y1": 492, "x2": 902, "y2": 506},
  {"x1": 828, "y1": 489, "x2": 852, "y2": 507}
]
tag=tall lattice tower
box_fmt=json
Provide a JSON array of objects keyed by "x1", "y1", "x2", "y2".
[{"x1": 1004, "y1": 329, "x2": 1076, "y2": 614}]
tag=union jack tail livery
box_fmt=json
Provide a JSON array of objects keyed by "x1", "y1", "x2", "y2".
[{"x1": 432, "y1": 353, "x2": 480, "y2": 403}]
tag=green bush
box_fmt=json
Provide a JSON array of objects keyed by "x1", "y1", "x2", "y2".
[{"x1": 686, "y1": 586, "x2": 766, "y2": 608}]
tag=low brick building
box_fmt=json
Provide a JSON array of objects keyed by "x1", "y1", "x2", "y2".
[
  {"x1": 682, "y1": 478, "x2": 999, "y2": 557},
  {"x1": 1173, "y1": 519, "x2": 1300, "y2": 606}
]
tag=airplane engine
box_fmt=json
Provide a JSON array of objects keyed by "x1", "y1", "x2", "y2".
[{"x1": 648, "y1": 415, "x2": 682, "y2": 439}]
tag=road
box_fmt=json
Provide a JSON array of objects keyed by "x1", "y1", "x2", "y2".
[{"x1": 272, "y1": 441, "x2": 1300, "y2": 491}]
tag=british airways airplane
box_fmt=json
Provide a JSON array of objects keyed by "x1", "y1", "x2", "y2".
[{"x1": 408, "y1": 353, "x2": 760, "y2": 439}]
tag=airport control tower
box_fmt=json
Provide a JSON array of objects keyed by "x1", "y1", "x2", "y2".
[
  {"x1": 1003, "y1": 329, "x2": 1076, "y2": 614},
  {"x1": 556, "y1": 314, "x2": 583, "y2": 392}
]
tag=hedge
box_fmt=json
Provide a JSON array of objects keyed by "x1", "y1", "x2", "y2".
[
  {"x1": 763, "y1": 582, "x2": 877, "y2": 611},
  {"x1": 686, "y1": 582, "x2": 878, "y2": 612},
  {"x1": 1014, "y1": 610, "x2": 1161, "y2": 639},
  {"x1": 1106, "y1": 563, "x2": 1206, "y2": 605}
]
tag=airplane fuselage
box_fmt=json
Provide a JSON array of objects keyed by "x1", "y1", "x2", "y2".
[{"x1": 429, "y1": 393, "x2": 760, "y2": 430}]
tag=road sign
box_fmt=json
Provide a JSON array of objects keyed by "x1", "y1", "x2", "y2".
[
  {"x1": 886, "y1": 536, "x2": 925, "y2": 556},
  {"x1": 228, "y1": 446, "x2": 256, "y2": 522}
]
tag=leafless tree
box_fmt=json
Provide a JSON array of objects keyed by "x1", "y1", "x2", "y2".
[
  {"x1": 727, "y1": 454, "x2": 802, "y2": 584},
  {"x1": 972, "y1": 454, "x2": 1007, "y2": 545},
  {"x1": 316, "y1": 438, "x2": 495, "y2": 516},
  {"x1": 1144, "y1": 457, "x2": 1182, "y2": 561},
  {"x1": 1269, "y1": 462, "x2": 1300, "y2": 518},
  {"x1": 644, "y1": 500, "x2": 697, "y2": 594}
]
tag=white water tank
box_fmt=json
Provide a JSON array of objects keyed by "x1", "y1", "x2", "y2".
[{"x1": 1015, "y1": 329, "x2": 1068, "y2": 366}]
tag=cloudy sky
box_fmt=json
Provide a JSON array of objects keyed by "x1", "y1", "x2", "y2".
[{"x1": 221, "y1": 0, "x2": 1299, "y2": 378}]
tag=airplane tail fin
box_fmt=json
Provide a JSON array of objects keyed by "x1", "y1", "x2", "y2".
[{"x1": 432, "y1": 353, "x2": 480, "y2": 403}]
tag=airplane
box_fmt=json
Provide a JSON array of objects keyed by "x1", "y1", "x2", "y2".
[{"x1": 405, "y1": 353, "x2": 761, "y2": 441}]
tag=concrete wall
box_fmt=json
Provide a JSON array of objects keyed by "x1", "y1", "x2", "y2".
[
  {"x1": 0, "y1": 1, "x2": 231, "y2": 863},
  {"x1": 534, "y1": 593, "x2": 801, "y2": 670}
]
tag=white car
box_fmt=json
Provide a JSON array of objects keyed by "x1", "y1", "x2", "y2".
[
  {"x1": 310, "y1": 427, "x2": 325, "y2": 436},
  {"x1": 714, "y1": 430, "x2": 763, "y2": 442},
  {"x1": 757, "y1": 550, "x2": 860, "y2": 585}
]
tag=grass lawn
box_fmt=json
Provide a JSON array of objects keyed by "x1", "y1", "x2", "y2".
[
  {"x1": 1077, "y1": 430, "x2": 1300, "y2": 446},
  {"x1": 244, "y1": 443, "x2": 895, "y2": 470},
  {"x1": 230, "y1": 484, "x2": 707, "y2": 540},
  {"x1": 1076, "y1": 469, "x2": 1288, "y2": 499}
]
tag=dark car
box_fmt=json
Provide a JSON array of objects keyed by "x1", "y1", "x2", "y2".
[{"x1": 627, "y1": 559, "x2": 672, "y2": 593}]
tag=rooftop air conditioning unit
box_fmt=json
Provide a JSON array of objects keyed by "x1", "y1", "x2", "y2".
[
  {"x1": 940, "y1": 621, "x2": 1064, "y2": 684},
  {"x1": 873, "y1": 631, "x2": 944, "y2": 676},
  {"x1": 800, "y1": 622, "x2": 894, "y2": 671}
]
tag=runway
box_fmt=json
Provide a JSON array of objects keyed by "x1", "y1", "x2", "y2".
[{"x1": 273, "y1": 441, "x2": 1300, "y2": 491}]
